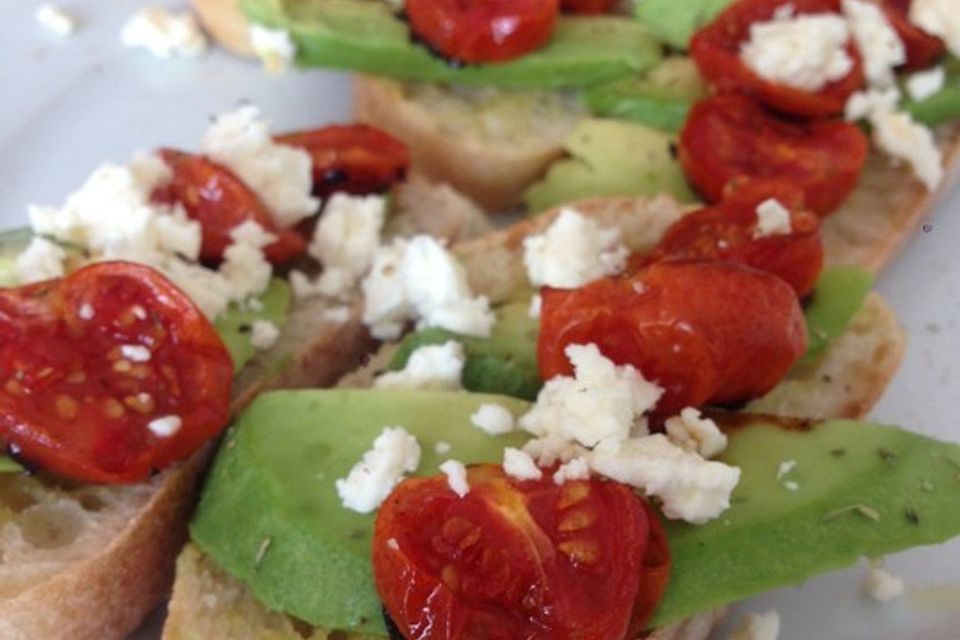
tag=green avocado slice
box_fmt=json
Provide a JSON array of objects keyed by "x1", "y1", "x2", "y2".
[
  {"x1": 189, "y1": 390, "x2": 960, "y2": 637},
  {"x1": 903, "y1": 59, "x2": 960, "y2": 127},
  {"x1": 800, "y1": 266, "x2": 872, "y2": 365},
  {"x1": 239, "y1": 0, "x2": 662, "y2": 89},
  {"x1": 634, "y1": 0, "x2": 733, "y2": 50}
]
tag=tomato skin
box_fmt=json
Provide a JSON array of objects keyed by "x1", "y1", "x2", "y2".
[
  {"x1": 374, "y1": 464, "x2": 663, "y2": 640},
  {"x1": 404, "y1": 0, "x2": 560, "y2": 64},
  {"x1": 0, "y1": 262, "x2": 233, "y2": 484},
  {"x1": 679, "y1": 94, "x2": 869, "y2": 215},
  {"x1": 561, "y1": 0, "x2": 617, "y2": 13},
  {"x1": 157, "y1": 149, "x2": 307, "y2": 265},
  {"x1": 538, "y1": 260, "x2": 807, "y2": 418},
  {"x1": 275, "y1": 124, "x2": 411, "y2": 198},
  {"x1": 638, "y1": 179, "x2": 824, "y2": 297},
  {"x1": 879, "y1": 0, "x2": 946, "y2": 70},
  {"x1": 690, "y1": 0, "x2": 865, "y2": 118}
]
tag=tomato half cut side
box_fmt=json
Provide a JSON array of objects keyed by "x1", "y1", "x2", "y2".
[
  {"x1": 0, "y1": 262, "x2": 234, "y2": 484},
  {"x1": 157, "y1": 149, "x2": 307, "y2": 264},
  {"x1": 276, "y1": 124, "x2": 411, "y2": 198},
  {"x1": 879, "y1": 0, "x2": 946, "y2": 70},
  {"x1": 689, "y1": 0, "x2": 864, "y2": 118},
  {"x1": 404, "y1": 0, "x2": 560, "y2": 64},
  {"x1": 373, "y1": 464, "x2": 663, "y2": 640},
  {"x1": 638, "y1": 178, "x2": 825, "y2": 297},
  {"x1": 538, "y1": 260, "x2": 807, "y2": 418},
  {"x1": 561, "y1": 0, "x2": 618, "y2": 13},
  {"x1": 679, "y1": 95, "x2": 868, "y2": 215},
  {"x1": 629, "y1": 501, "x2": 672, "y2": 636}
]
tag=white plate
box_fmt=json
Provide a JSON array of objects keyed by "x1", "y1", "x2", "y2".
[{"x1": 2, "y1": 2, "x2": 959, "y2": 639}]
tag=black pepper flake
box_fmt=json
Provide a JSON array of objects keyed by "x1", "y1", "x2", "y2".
[
  {"x1": 830, "y1": 448, "x2": 846, "y2": 457},
  {"x1": 878, "y1": 448, "x2": 898, "y2": 466},
  {"x1": 904, "y1": 508, "x2": 920, "y2": 525},
  {"x1": 668, "y1": 142, "x2": 679, "y2": 159},
  {"x1": 238, "y1": 323, "x2": 252, "y2": 334}
]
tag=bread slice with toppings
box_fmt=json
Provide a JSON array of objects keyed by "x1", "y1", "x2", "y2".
[
  {"x1": 0, "y1": 175, "x2": 488, "y2": 640},
  {"x1": 162, "y1": 194, "x2": 906, "y2": 640}
]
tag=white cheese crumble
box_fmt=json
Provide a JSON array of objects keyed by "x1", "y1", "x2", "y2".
[
  {"x1": 523, "y1": 208, "x2": 628, "y2": 289},
  {"x1": 842, "y1": 0, "x2": 905, "y2": 88},
  {"x1": 121, "y1": 7, "x2": 207, "y2": 59},
  {"x1": 665, "y1": 407, "x2": 728, "y2": 458},
  {"x1": 844, "y1": 86, "x2": 902, "y2": 121},
  {"x1": 14, "y1": 237, "x2": 66, "y2": 284},
  {"x1": 753, "y1": 198, "x2": 793, "y2": 239},
  {"x1": 373, "y1": 341, "x2": 465, "y2": 391},
  {"x1": 729, "y1": 610, "x2": 781, "y2": 640},
  {"x1": 740, "y1": 12, "x2": 853, "y2": 92},
  {"x1": 78, "y1": 303, "x2": 95, "y2": 320},
  {"x1": 503, "y1": 447, "x2": 543, "y2": 481},
  {"x1": 201, "y1": 106, "x2": 318, "y2": 229},
  {"x1": 907, "y1": 65, "x2": 946, "y2": 102},
  {"x1": 777, "y1": 459, "x2": 797, "y2": 479},
  {"x1": 321, "y1": 305, "x2": 352, "y2": 324},
  {"x1": 784, "y1": 480, "x2": 800, "y2": 491},
  {"x1": 528, "y1": 294, "x2": 542, "y2": 319},
  {"x1": 335, "y1": 426, "x2": 421, "y2": 513},
  {"x1": 435, "y1": 441, "x2": 452, "y2": 454},
  {"x1": 148, "y1": 415, "x2": 182, "y2": 438},
  {"x1": 909, "y1": 0, "x2": 960, "y2": 58},
  {"x1": 249, "y1": 24, "x2": 296, "y2": 75},
  {"x1": 439, "y1": 459, "x2": 470, "y2": 497},
  {"x1": 870, "y1": 110, "x2": 944, "y2": 190},
  {"x1": 553, "y1": 457, "x2": 590, "y2": 485},
  {"x1": 863, "y1": 564, "x2": 905, "y2": 603},
  {"x1": 361, "y1": 235, "x2": 495, "y2": 340},
  {"x1": 249, "y1": 319, "x2": 280, "y2": 351},
  {"x1": 35, "y1": 4, "x2": 77, "y2": 36},
  {"x1": 120, "y1": 344, "x2": 152, "y2": 363},
  {"x1": 470, "y1": 403, "x2": 515, "y2": 435}
]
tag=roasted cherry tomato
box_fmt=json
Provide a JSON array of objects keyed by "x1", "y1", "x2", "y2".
[
  {"x1": 156, "y1": 149, "x2": 307, "y2": 265},
  {"x1": 374, "y1": 464, "x2": 666, "y2": 640},
  {"x1": 538, "y1": 260, "x2": 807, "y2": 418},
  {"x1": 275, "y1": 124, "x2": 410, "y2": 198},
  {"x1": 690, "y1": 0, "x2": 864, "y2": 118},
  {"x1": 404, "y1": 0, "x2": 560, "y2": 64},
  {"x1": 679, "y1": 94, "x2": 868, "y2": 215},
  {"x1": 561, "y1": 0, "x2": 618, "y2": 13},
  {"x1": 0, "y1": 262, "x2": 233, "y2": 484},
  {"x1": 636, "y1": 179, "x2": 824, "y2": 297},
  {"x1": 879, "y1": 0, "x2": 946, "y2": 70}
]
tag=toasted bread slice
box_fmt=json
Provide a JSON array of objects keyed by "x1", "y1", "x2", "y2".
[
  {"x1": 0, "y1": 177, "x2": 487, "y2": 640},
  {"x1": 162, "y1": 195, "x2": 906, "y2": 640}
]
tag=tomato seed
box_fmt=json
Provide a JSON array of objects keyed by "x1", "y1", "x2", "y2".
[
  {"x1": 113, "y1": 360, "x2": 132, "y2": 373},
  {"x1": 66, "y1": 371, "x2": 86, "y2": 384},
  {"x1": 558, "y1": 507, "x2": 597, "y2": 533},
  {"x1": 55, "y1": 394, "x2": 79, "y2": 420},
  {"x1": 441, "y1": 564, "x2": 460, "y2": 593},
  {"x1": 124, "y1": 393, "x2": 155, "y2": 414},
  {"x1": 557, "y1": 482, "x2": 590, "y2": 509},
  {"x1": 4, "y1": 379, "x2": 22, "y2": 395},
  {"x1": 558, "y1": 539, "x2": 600, "y2": 565},
  {"x1": 103, "y1": 398, "x2": 125, "y2": 418}
]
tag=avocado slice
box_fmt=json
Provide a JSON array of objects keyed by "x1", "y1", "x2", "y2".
[
  {"x1": 525, "y1": 119, "x2": 699, "y2": 214},
  {"x1": 0, "y1": 227, "x2": 33, "y2": 287},
  {"x1": 801, "y1": 266, "x2": 872, "y2": 365},
  {"x1": 190, "y1": 390, "x2": 960, "y2": 636},
  {"x1": 214, "y1": 278, "x2": 292, "y2": 370},
  {"x1": 903, "y1": 59, "x2": 960, "y2": 127},
  {"x1": 584, "y1": 57, "x2": 708, "y2": 132},
  {"x1": 634, "y1": 0, "x2": 733, "y2": 50},
  {"x1": 240, "y1": 0, "x2": 662, "y2": 89}
]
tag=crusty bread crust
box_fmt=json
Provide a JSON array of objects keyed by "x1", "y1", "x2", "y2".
[{"x1": 191, "y1": 0, "x2": 255, "y2": 56}]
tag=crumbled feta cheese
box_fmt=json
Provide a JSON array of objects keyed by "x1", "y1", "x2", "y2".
[
  {"x1": 14, "y1": 237, "x2": 66, "y2": 284},
  {"x1": 909, "y1": 0, "x2": 960, "y2": 58},
  {"x1": 528, "y1": 294, "x2": 542, "y2": 319},
  {"x1": 870, "y1": 110, "x2": 943, "y2": 190},
  {"x1": 321, "y1": 305, "x2": 352, "y2": 324},
  {"x1": 121, "y1": 7, "x2": 207, "y2": 59},
  {"x1": 78, "y1": 303, "x2": 95, "y2": 320},
  {"x1": 523, "y1": 208, "x2": 628, "y2": 289},
  {"x1": 362, "y1": 236, "x2": 495, "y2": 340},
  {"x1": 784, "y1": 480, "x2": 800, "y2": 491},
  {"x1": 435, "y1": 441, "x2": 452, "y2": 454},
  {"x1": 845, "y1": 86, "x2": 901, "y2": 121},
  {"x1": 753, "y1": 198, "x2": 793, "y2": 239},
  {"x1": 386, "y1": 537, "x2": 399, "y2": 550},
  {"x1": 518, "y1": 343, "x2": 663, "y2": 448},
  {"x1": 120, "y1": 344, "x2": 152, "y2": 363},
  {"x1": 523, "y1": 435, "x2": 586, "y2": 468},
  {"x1": 842, "y1": 0, "x2": 905, "y2": 88},
  {"x1": 201, "y1": 106, "x2": 318, "y2": 229},
  {"x1": 35, "y1": 4, "x2": 77, "y2": 36},
  {"x1": 729, "y1": 610, "x2": 781, "y2": 640},
  {"x1": 249, "y1": 24, "x2": 296, "y2": 75},
  {"x1": 470, "y1": 403, "x2": 515, "y2": 435},
  {"x1": 148, "y1": 415, "x2": 182, "y2": 438},
  {"x1": 439, "y1": 459, "x2": 470, "y2": 497},
  {"x1": 335, "y1": 426, "x2": 421, "y2": 513},
  {"x1": 503, "y1": 447, "x2": 543, "y2": 481},
  {"x1": 863, "y1": 564, "x2": 905, "y2": 603},
  {"x1": 777, "y1": 459, "x2": 797, "y2": 479},
  {"x1": 374, "y1": 341, "x2": 465, "y2": 391},
  {"x1": 740, "y1": 12, "x2": 853, "y2": 92},
  {"x1": 249, "y1": 320, "x2": 280, "y2": 350},
  {"x1": 906, "y1": 65, "x2": 946, "y2": 102},
  {"x1": 553, "y1": 457, "x2": 590, "y2": 485},
  {"x1": 665, "y1": 407, "x2": 728, "y2": 458}
]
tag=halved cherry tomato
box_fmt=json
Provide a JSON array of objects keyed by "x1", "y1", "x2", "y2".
[
  {"x1": 538, "y1": 260, "x2": 807, "y2": 418},
  {"x1": 879, "y1": 0, "x2": 946, "y2": 70},
  {"x1": 679, "y1": 94, "x2": 869, "y2": 215},
  {"x1": 275, "y1": 124, "x2": 410, "y2": 198},
  {"x1": 156, "y1": 149, "x2": 307, "y2": 265},
  {"x1": 635, "y1": 179, "x2": 824, "y2": 297},
  {"x1": 561, "y1": 0, "x2": 618, "y2": 14},
  {"x1": 404, "y1": 0, "x2": 560, "y2": 64},
  {"x1": 690, "y1": 0, "x2": 864, "y2": 118},
  {"x1": 374, "y1": 464, "x2": 665, "y2": 640},
  {"x1": 0, "y1": 262, "x2": 233, "y2": 484},
  {"x1": 629, "y1": 501, "x2": 672, "y2": 636}
]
